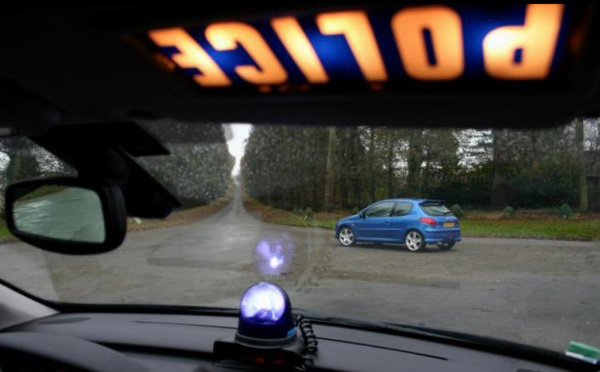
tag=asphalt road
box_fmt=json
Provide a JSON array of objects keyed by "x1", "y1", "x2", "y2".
[{"x1": 1, "y1": 188, "x2": 599, "y2": 352}]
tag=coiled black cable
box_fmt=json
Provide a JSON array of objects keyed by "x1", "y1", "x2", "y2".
[{"x1": 295, "y1": 315, "x2": 318, "y2": 371}]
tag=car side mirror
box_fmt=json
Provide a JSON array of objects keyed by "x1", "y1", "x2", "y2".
[
  {"x1": 359, "y1": 212, "x2": 365, "y2": 219},
  {"x1": 5, "y1": 178, "x2": 127, "y2": 255}
]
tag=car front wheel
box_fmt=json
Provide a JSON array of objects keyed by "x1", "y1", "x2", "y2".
[
  {"x1": 405, "y1": 230, "x2": 426, "y2": 252},
  {"x1": 338, "y1": 226, "x2": 355, "y2": 246}
]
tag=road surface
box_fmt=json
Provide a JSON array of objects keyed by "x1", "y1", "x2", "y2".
[{"x1": 1, "y1": 188, "x2": 599, "y2": 352}]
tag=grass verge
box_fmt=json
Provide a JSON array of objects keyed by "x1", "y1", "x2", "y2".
[
  {"x1": 127, "y1": 187, "x2": 235, "y2": 232},
  {"x1": 126, "y1": 198, "x2": 231, "y2": 232},
  {"x1": 243, "y1": 198, "x2": 600, "y2": 241},
  {"x1": 459, "y1": 219, "x2": 600, "y2": 241},
  {"x1": 243, "y1": 198, "x2": 339, "y2": 230}
]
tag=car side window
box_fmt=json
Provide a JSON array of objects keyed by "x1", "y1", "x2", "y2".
[
  {"x1": 364, "y1": 202, "x2": 395, "y2": 218},
  {"x1": 391, "y1": 202, "x2": 413, "y2": 216}
]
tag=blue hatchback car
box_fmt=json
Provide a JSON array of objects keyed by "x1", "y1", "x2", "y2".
[{"x1": 335, "y1": 199, "x2": 461, "y2": 252}]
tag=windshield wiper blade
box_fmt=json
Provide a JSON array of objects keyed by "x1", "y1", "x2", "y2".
[{"x1": 443, "y1": 211, "x2": 454, "y2": 215}]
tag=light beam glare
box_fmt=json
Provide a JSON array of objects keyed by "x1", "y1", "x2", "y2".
[{"x1": 254, "y1": 235, "x2": 294, "y2": 277}]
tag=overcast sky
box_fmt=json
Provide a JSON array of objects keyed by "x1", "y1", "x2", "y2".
[{"x1": 225, "y1": 123, "x2": 252, "y2": 175}]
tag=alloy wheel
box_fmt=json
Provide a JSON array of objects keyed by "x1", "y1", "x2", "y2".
[
  {"x1": 339, "y1": 227, "x2": 355, "y2": 246},
  {"x1": 405, "y1": 231, "x2": 424, "y2": 252}
]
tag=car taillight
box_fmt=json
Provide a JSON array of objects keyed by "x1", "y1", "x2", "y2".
[{"x1": 419, "y1": 217, "x2": 437, "y2": 226}]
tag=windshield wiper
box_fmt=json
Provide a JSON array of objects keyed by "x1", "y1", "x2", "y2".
[{"x1": 443, "y1": 211, "x2": 454, "y2": 215}]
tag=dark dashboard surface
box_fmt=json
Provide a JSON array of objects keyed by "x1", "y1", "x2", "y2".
[{"x1": 0, "y1": 312, "x2": 579, "y2": 372}]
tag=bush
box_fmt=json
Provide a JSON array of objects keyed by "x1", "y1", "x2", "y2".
[
  {"x1": 304, "y1": 207, "x2": 314, "y2": 221},
  {"x1": 292, "y1": 207, "x2": 303, "y2": 216},
  {"x1": 450, "y1": 204, "x2": 465, "y2": 218},
  {"x1": 503, "y1": 206, "x2": 515, "y2": 219},
  {"x1": 351, "y1": 206, "x2": 360, "y2": 215},
  {"x1": 558, "y1": 203, "x2": 573, "y2": 219}
]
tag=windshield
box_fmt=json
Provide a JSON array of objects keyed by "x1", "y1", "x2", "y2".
[{"x1": 1, "y1": 121, "x2": 599, "y2": 354}]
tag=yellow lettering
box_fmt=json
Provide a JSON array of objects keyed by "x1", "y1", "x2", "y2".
[
  {"x1": 148, "y1": 28, "x2": 231, "y2": 87},
  {"x1": 391, "y1": 6, "x2": 464, "y2": 80},
  {"x1": 271, "y1": 17, "x2": 329, "y2": 84},
  {"x1": 483, "y1": 4, "x2": 564, "y2": 80},
  {"x1": 316, "y1": 11, "x2": 388, "y2": 82},
  {"x1": 205, "y1": 22, "x2": 288, "y2": 85}
]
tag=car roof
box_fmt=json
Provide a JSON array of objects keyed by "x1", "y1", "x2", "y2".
[
  {"x1": 373, "y1": 198, "x2": 446, "y2": 204},
  {"x1": 377, "y1": 198, "x2": 424, "y2": 204}
]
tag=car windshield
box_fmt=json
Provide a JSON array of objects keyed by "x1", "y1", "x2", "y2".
[{"x1": 1, "y1": 120, "x2": 599, "y2": 354}]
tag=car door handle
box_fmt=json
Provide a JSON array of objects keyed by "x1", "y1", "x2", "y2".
[{"x1": 384, "y1": 220, "x2": 390, "y2": 224}]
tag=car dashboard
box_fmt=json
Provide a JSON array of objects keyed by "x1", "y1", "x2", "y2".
[{"x1": 0, "y1": 312, "x2": 586, "y2": 372}]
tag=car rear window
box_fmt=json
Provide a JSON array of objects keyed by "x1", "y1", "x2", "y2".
[{"x1": 420, "y1": 203, "x2": 452, "y2": 216}]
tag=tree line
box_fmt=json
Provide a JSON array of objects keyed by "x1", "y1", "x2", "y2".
[{"x1": 241, "y1": 120, "x2": 600, "y2": 212}]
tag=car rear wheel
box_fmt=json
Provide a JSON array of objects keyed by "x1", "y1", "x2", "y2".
[
  {"x1": 437, "y1": 242, "x2": 455, "y2": 250},
  {"x1": 405, "y1": 230, "x2": 426, "y2": 252},
  {"x1": 338, "y1": 226, "x2": 355, "y2": 246}
]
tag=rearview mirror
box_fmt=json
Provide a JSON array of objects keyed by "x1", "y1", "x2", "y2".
[{"x1": 5, "y1": 178, "x2": 126, "y2": 255}]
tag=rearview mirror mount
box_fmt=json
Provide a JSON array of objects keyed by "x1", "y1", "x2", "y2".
[{"x1": 5, "y1": 178, "x2": 127, "y2": 255}]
